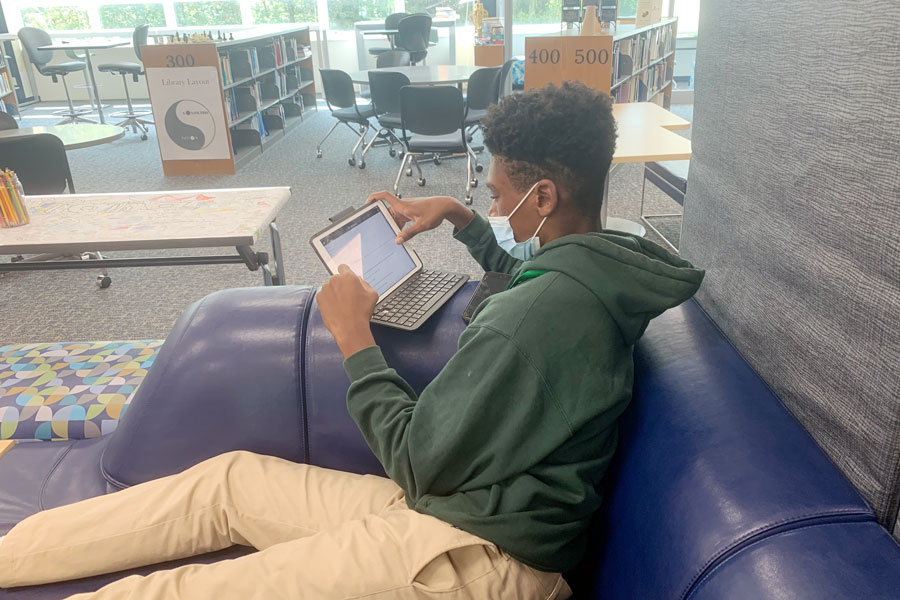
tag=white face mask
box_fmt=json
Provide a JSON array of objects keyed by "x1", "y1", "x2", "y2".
[{"x1": 488, "y1": 181, "x2": 547, "y2": 261}]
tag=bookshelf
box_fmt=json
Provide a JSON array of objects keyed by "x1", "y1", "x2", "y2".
[
  {"x1": 216, "y1": 26, "x2": 317, "y2": 168},
  {"x1": 610, "y1": 17, "x2": 677, "y2": 108},
  {"x1": 0, "y1": 50, "x2": 19, "y2": 116}
]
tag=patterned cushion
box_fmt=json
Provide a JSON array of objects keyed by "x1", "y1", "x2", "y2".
[{"x1": 0, "y1": 341, "x2": 161, "y2": 440}]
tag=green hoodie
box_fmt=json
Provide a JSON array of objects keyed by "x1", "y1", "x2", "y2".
[{"x1": 343, "y1": 213, "x2": 705, "y2": 573}]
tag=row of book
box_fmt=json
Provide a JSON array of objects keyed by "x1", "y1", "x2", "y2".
[
  {"x1": 220, "y1": 41, "x2": 312, "y2": 86},
  {"x1": 613, "y1": 62, "x2": 671, "y2": 103},
  {"x1": 0, "y1": 71, "x2": 12, "y2": 96},
  {"x1": 612, "y1": 23, "x2": 675, "y2": 83},
  {"x1": 231, "y1": 99, "x2": 307, "y2": 153}
]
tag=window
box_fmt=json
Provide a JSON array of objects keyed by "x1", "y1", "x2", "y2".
[
  {"x1": 99, "y1": 3, "x2": 167, "y2": 28},
  {"x1": 619, "y1": 0, "x2": 637, "y2": 17},
  {"x1": 174, "y1": 1, "x2": 242, "y2": 26},
  {"x1": 326, "y1": 0, "x2": 393, "y2": 30},
  {"x1": 21, "y1": 5, "x2": 90, "y2": 30},
  {"x1": 512, "y1": 0, "x2": 561, "y2": 25},
  {"x1": 671, "y1": 0, "x2": 699, "y2": 34},
  {"x1": 252, "y1": 0, "x2": 317, "y2": 24}
]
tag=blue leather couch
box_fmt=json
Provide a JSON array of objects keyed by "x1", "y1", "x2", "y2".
[{"x1": 2, "y1": 282, "x2": 899, "y2": 599}]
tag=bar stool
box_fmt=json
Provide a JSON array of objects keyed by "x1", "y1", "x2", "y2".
[
  {"x1": 18, "y1": 27, "x2": 95, "y2": 125},
  {"x1": 97, "y1": 24, "x2": 153, "y2": 140}
]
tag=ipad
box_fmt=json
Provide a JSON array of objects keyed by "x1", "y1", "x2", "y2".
[{"x1": 310, "y1": 201, "x2": 423, "y2": 302}]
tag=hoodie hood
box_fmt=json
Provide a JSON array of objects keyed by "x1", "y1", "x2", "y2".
[{"x1": 523, "y1": 232, "x2": 705, "y2": 344}]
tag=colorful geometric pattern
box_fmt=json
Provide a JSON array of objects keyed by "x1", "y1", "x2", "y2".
[{"x1": 0, "y1": 341, "x2": 161, "y2": 441}]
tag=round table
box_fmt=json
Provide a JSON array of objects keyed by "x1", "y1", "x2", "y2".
[
  {"x1": 348, "y1": 65, "x2": 481, "y2": 86},
  {"x1": 0, "y1": 124, "x2": 126, "y2": 150}
]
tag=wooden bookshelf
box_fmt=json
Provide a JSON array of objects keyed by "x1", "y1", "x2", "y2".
[
  {"x1": 610, "y1": 17, "x2": 677, "y2": 108},
  {"x1": 0, "y1": 51, "x2": 19, "y2": 116},
  {"x1": 217, "y1": 26, "x2": 318, "y2": 169}
]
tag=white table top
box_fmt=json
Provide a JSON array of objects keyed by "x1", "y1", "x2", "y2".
[
  {"x1": 38, "y1": 39, "x2": 129, "y2": 51},
  {"x1": 0, "y1": 187, "x2": 291, "y2": 255},
  {"x1": 0, "y1": 124, "x2": 125, "y2": 150},
  {"x1": 349, "y1": 65, "x2": 481, "y2": 85}
]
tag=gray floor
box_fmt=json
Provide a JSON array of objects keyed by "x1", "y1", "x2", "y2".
[{"x1": 0, "y1": 101, "x2": 690, "y2": 343}]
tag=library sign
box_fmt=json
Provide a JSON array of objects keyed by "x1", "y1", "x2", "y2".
[
  {"x1": 143, "y1": 44, "x2": 235, "y2": 175},
  {"x1": 523, "y1": 33, "x2": 613, "y2": 94}
]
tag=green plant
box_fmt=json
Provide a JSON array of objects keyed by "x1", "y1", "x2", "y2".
[
  {"x1": 99, "y1": 4, "x2": 166, "y2": 28},
  {"x1": 21, "y1": 6, "x2": 90, "y2": 31},
  {"x1": 513, "y1": 0, "x2": 562, "y2": 24},
  {"x1": 619, "y1": 0, "x2": 638, "y2": 17},
  {"x1": 174, "y1": 1, "x2": 242, "y2": 26},
  {"x1": 252, "y1": 0, "x2": 317, "y2": 24}
]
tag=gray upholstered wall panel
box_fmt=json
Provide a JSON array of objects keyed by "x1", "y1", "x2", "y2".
[{"x1": 681, "y1": 0, "x2": 900, "y2": 529}]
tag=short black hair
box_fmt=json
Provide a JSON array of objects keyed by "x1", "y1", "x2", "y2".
[{"x1": 482, "y1": 82, "x2": 617, "y2": 218}]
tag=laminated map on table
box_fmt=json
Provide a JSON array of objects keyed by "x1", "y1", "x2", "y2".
[{"x1": 0, "y1": 187, "x2": 291, "y2": 255}]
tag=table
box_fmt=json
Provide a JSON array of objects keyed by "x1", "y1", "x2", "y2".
[
  {"x1": 354, "y1": 19, "x2": 456, "y2": 70},
  {"x1": 349, "y1": 65, "x2": 481, "y2": 86},
  {"x1": 606, "y1": 102, "x2": 692, "y2": 236},
  {"x1": 0, "y1": 124, "x2": 124, "y2": 150},
  {"x1": 37, "y1": 39, "x2": 130, "y2": 125},
  {"x1": 0, "y1": 187, "x2": 291, "y2": 286}
]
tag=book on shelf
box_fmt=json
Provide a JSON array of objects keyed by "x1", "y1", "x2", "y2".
[
  {"x1": 286, "y1": 38, "x2": 298, "y2": 62},
  {"x1": 219, "y1": 54, "x2": 231, "y2": 86},
  {"x1": 228, "y1": 49, "x2": 253, "y2": 80},
  {"x1": 0, "y1": 71, "x2": 12, "y2": 95}
]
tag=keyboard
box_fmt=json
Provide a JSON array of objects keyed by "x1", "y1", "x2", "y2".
[{"x1": 372, "y1": 269, "x2": 468, "y2": 330}]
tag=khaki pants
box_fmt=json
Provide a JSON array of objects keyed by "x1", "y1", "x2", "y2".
[{"x1": 0, "y1": 451, "x2": 572, "y2": 599}]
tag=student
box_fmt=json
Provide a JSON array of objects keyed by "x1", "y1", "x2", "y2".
[{"x1": 0, "y1": 82, "x2": 703, "y2": 599}]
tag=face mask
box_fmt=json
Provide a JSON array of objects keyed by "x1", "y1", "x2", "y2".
[{"x1": 488, "y1": 181, "x2": 548, "y2": 261}]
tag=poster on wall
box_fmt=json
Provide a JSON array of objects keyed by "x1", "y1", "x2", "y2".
[{"x1": 145, "y1": 66, "x2": 231, "y2": 161}]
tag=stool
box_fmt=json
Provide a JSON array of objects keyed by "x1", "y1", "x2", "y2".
[
  {"x1": 640, "y1": 160, "x2": 689, "y2": 252},
  {"x1": 97, "y1": 24, "x2": 153, "y2": 140}
]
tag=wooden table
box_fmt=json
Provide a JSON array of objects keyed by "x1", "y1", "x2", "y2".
[
  {"x1": 0, "y1": 187, "x2": 292, "y2": 287},
  {"x1": 0, "y1": 124, "x2": 125, "y2": 150},
  {"x1": 37, "y1": 39, "x2": 130, "y2": 124},
  {"x1": 606, "y1": 102, "x2": 692, "y2": 235},
  {"x1": 0, "y1": 440, "x2": 13, "y2": 459},
  {"x1": 349, "y1": 65, "x2": 480, "y2": 86}
]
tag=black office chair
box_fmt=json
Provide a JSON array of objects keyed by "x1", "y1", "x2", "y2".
[
  {"x1": 317, "y1": 69, "x2": 376, "y2": 167},
  {"x1": 0, "y1": 111, "x2": 18, "y2": 131},
  {"x1": 18, "y1": 27, "x2": 95, "y2": 125},
  {"x1": 497, "y1": 58, "x2": 517, "y2": 100},
  {"x1": 376, "y1": 50, "x2": 411, "y2": 68},
  {"x1": 360, "y1": 70, "x2": 410, "y2": 165},
  {"x1": 396, "y1": 85, "x2": 476, "y2": 204},
  {"x1": 367, "y1": 12, "x2": 408, "y2": 57},
  {"x1": 396, "y1": 14, "x2": 432, "y2": 65},
  {"x1": 0, "y1": 134, "x2": 75, "y2": 194},
  {"x1": 97, "y1": 24, "x2": 154, "y2": 140},
  {"x1": 463, "y1": 66, "x2": 501, "y2": 143}
]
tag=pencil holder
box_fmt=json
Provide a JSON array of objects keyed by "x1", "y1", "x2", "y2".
[{"x1": 0, "y1": 169, "x2": 28, "y2": 228}]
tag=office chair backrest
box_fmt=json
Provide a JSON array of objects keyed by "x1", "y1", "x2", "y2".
[
  {"x1": 498, "y1": 58, "x2": 516, "y2": 99},
  {"x1": 0, "y1": 112, "x2": 18, "y2": 131},
  {"x1": 376, "y1": 50, "x2": 410, "y2": 68},
  {"x1": 0, "y1": 134, "x2": 74, "y2": 194},
  {"x1": 384, "y1": 12, "x2": 409, "y2": 31},
  {"x1": 18, "y1": 27, "x2": 54, "y2": 71},
  {"x1": 400, "y1": 85, "x2": 464, "y2": 138},
  {"x1": 319, "y1": 69, "x2": 358, "y2": 110},
  {"x1": 133, "y1": 24, "x2": 150, "y2": 61},
  {"x1": 396, "y1": 14, "x2": 432, "y2": 54},
  {"x1": 466, "y1": 66, "x2": 501, "y2": 111},
  {"x1": 369, "y1": 70, "x2": 410, "y2": 115}
]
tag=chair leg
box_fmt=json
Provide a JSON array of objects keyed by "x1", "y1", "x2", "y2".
[
  {"x1": 316, "y1": 121, "x2": 340, "y2": 158},
  {"x1": 465, "y1": 151, "x2": 473, "y2": 204},
  {"x1": 349, "y1": 123, "x2": 369, "y2": 166},
  {"x1": 57, "y1": 76, "x2": 97, "y2": 125},
  {"x1": 359, "y1": 128, "x2": 381, "y2": 167},
  {"x1": 411, "y1": 155, "x2": 424, "y2": 185},
  {"x1": 394, "y1": 152, "x2": 412, "y2": 196}
]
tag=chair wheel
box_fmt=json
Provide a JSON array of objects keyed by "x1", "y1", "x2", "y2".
[
  {"x1": 406, "y1": 168, "x2": 412, "y2": 176},
  {"x1": 348, "y1": 157, "x2": 356, "y2": 166},
  {"x1": 475, "y1": 164, "x2": 484, "y2": 173},
  {"x1": 316, "y1": 150, "x2": 322, "y2": 158},
  {"x1": 467, "y1": 135, "x2": 473, "y2": 142},
  {"x1": 97, "y1": 275, "x2": 112, "y2": 289},
  {"x1": 141, "y1": 134, "x2": 148, "y2": 141},
  {"x1": 359, "y1": 160, "x2": 366, "y2": 169},
  {"x1": 417, "y1": 178, "x2": 426, "y2": 187},
  {"x1": 465, "y1": 194, "x2": 473, "y2": 205},
  {"x1": 389, "y1": 148, "x2": 397, "y2": 157},
  {"x1": 470, "y1": 179, "x2": 478, "y2": 188},
  {"x1": 433, "y1": 156, "x2": 441, "y2": 166},
  {"x1": 396, "y1": 193, "x2": 402, "y2": 198}
]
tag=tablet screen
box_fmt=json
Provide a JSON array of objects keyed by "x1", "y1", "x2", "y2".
[{"x1": 319, "y1": 205, "x2": 416, "y2": 295}]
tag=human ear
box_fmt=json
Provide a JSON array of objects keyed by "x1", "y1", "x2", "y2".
[{"x1": 535, "y1": 179, "x2": 559, "y2": 217}]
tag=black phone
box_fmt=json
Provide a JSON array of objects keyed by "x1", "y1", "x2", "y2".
[{"x1": 462, "y1": 272, "x2": 513, "y2": 323}]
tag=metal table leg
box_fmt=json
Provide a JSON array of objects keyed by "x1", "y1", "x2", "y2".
[
  {"x1": 83, "y1": 51, "x2": 105, "y2": 124},
  {"x1": 269, "y1": 221, "x2": 285, "y2": 286}
]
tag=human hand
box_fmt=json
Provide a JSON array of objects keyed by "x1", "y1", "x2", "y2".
[
  {"x1": 366, "y1": 191, "x2": 474, "y2": 243},
  {"x1": 317, "y1": 265, "x2": 378, "y2": 358}
]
